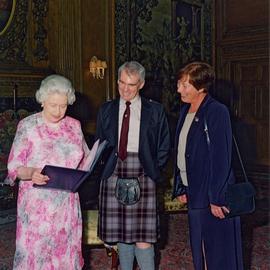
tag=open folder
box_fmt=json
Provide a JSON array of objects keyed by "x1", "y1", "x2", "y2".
[{"x1": 33, "y1": 139, "x2": 110, "y2": 192}]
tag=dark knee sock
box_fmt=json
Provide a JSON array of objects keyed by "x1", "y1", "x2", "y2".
[
  {"x1": 117, "y1": 243, "x2": 135, "y2": 270},
  {"x1": 135, "y1": 245, "x2": 155, "y2": 270}
]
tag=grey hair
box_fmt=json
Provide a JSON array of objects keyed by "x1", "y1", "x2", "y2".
[
  {"x1": 35, "y1": 74, "x2": 76, "y2": 105},
  {"x1": 118, "y1": 61, "x2": 145, "y2": 82}
]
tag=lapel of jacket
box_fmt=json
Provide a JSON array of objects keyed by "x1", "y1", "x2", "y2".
[
  {"x1": 186, "y1": 94, "x2": 213, "y2": 145},
  {"x1": 110, "y1": 99, "x2": 120, "y2": 146},
  {"x1": 139, "y1": 97, "x2": 152, "y2": 150}
]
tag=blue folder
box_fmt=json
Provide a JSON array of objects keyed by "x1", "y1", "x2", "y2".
[{"x1": 33, "y1": 140, "x2": 109, "y2": 192}]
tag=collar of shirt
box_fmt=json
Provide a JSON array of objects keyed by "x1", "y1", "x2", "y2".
[{"x1": 120, "y1": 94, "x2": 141, "y2": 108}]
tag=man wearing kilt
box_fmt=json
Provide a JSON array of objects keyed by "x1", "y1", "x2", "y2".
[{"x1": 96, "y1": 61, "x2": 171, "y2": 270}]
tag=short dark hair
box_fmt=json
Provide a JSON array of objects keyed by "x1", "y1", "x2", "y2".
[{"x1": 177, "y1": 61, "x2": 215, "y2": 92}]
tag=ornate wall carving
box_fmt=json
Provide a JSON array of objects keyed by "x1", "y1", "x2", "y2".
[
  {"x1": 32, "y1": 0, "x2": 48, "y2": 62},
  {"x1": 115, "y1": 0, "x2": 159, "y2": 68},
  {"x1": 0, "y1": 0, "x2": 49, "y2": 66},
  {"x1": 0, "y1": 1, "x2": 29, "y2": 63},
  {"x1": 115, "y1": 1, "x2": 129, "y2": 67},
  {"x1": 0, "y1": 0, "x2": 87, "y2": 101},
  {"x1": 0, "y1": 0, "x2": 51, "y2": 99}
]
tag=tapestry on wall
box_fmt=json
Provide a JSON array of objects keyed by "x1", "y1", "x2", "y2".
[{"x1": 115, "y1": 0, "x2": 212, "y2": 118}]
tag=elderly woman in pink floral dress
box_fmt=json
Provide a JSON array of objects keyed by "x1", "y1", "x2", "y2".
[{"x1": 5, "y1": 74, "x2": 91, "y2": 270}]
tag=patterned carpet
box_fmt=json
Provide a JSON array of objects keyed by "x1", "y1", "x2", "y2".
[
  {"x1": 0, "y1": 209, "x2": 269, "y2": 270},
  {"x1": 0, "y1": 177, "x2": 269, "y2": 269}
]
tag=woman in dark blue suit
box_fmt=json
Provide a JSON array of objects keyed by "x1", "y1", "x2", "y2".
[{"x1": 172, "y1": 62, "x2": 243, "y2": 269}]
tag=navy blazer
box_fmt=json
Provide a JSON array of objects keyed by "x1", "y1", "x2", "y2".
[
  {"x1": 96, "y1": 96, "x2": 171, "y2": 182},
  {"x1": 172, "y1": 95, "x2": 235, "y2": 208}
]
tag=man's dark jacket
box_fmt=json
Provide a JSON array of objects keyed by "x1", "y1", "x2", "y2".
[{"x1": 95, "y1": 96, "x2": 171, "y2": 182}]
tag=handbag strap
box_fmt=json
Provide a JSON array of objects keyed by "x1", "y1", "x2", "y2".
[
  {"x1": 232, "y1": 135, "x2": 249, "y2": 182},
  {"x1": 203, "y1": 118, "x2": 249, "y2": 183}
]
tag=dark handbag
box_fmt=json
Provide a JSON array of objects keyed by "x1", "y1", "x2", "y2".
[
  {"x1": 224, "y1": 136, "x2": 256, "y2": 218},
  {"x1": 204, "y1": 119, "x2": 256, "y2": 218},
  {"x1": 115, "y1": 177, "x2": 141, "y2": 205}
]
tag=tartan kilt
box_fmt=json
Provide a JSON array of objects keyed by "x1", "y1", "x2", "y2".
[{"x1": 98, "y1": 152, "x2": 158, "y2": 243}]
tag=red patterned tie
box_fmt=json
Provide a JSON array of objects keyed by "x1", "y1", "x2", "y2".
[{"x1": 118, "y1": 101, "x2": 131, "y2": 161}]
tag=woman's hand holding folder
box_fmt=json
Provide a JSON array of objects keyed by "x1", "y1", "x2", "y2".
[
  {"x1": 17, "y1": 166, "x2": 50, "y2": 185},
  {"x1": 32, "y1": 168, "x2": 50, "y2": 185},
  {"x1": 33, "y1": 139, "x2": 109, "y2": 192}
]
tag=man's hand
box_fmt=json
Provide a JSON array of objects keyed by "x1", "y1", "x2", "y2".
[{"x1": 177, "y1": 194, "x2": 187, "y2": 204}]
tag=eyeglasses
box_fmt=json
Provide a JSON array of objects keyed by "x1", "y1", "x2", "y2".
[{"x1": 118, "y1": 79, "x2": 140, "y2": 89}]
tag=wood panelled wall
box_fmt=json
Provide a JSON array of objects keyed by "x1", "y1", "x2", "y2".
[
  {"x1": 48, "y1": 0, "x2": 115, "y2": 133},
  {"x1": 214, "y1": 0, "x2": 269, "y2": 169},
  {"x1": 45, "y1": 0, "x2": 115, "y2": 133}
]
